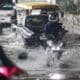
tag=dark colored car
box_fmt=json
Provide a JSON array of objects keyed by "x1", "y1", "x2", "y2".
[
  {"x1": 25, "y1": 15, "x2": 48, "y2": 34},
  {"x1": 23, "y1": 15, "x2": 48, "y2": 46}
]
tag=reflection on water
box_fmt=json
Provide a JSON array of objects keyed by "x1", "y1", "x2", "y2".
[{"x1": 48, "y1": 71, "x2": 80, "y2": 80}]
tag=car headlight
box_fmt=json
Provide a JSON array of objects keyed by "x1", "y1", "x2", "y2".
[
  {"x1": 51, "y1": 46, "x2": 61, "y2": 51},
  {"x1": 56, "y1": 46, "x2": 61, "y2": 51},
  {"x1": 51, "y1": 46, "x2": 56, "y2": 51}
]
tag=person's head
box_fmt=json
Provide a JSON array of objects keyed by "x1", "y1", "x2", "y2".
[{"x1": 48, "y1": 10, "x2": 59, "y2": 23}]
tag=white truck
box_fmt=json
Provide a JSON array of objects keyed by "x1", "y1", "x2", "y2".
[{"x1": 0, "y1": 0, "x2": 16, "y2": 27}]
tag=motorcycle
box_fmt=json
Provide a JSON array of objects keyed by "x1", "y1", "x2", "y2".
[
  {"x1": 46, "y1": 39, "x2": 64, "y2": 67},
  {"x1": 46, "y1": 29, "x2": 68, "y2": 67}
]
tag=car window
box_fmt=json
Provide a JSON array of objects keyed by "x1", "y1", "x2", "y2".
[
  {"x1": 0, "y1": 3, "x2": 14, "y2": 10},
  {"x1": 25, "y1": 15, "x2": 48, "y2": 27}
]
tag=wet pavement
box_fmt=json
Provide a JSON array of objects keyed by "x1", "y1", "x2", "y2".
[
  {"x1": 0, "y1": 14, "x2": 80, "y2": 79},
  {"x1": 1, "y1": 28, "x2": 80, "y2": 76}
]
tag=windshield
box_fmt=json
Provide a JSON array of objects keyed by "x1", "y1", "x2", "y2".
[
  {"x1": 25, "y1": 15, "x2": 48, "y2": 27},
  {"x1": 0, "y1": 3, "x2": 14, "y2": 10}
]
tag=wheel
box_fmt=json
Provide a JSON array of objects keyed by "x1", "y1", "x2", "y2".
[
  {"x1": 53, "y1": 51, "x2": 63, "y2": 68},
  {"x1": 47, "y1": 55, "x2": 53, "y2": 67},
  {"x1": 46, "y1": 47, "x2": 54, "y2": 67}
]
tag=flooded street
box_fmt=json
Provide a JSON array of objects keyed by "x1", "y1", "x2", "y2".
[{"x1": 0, "y1": 14, "x2": 80, "y2": 79}]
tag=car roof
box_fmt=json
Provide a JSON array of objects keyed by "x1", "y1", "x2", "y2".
[{"x1": 16, "y1": 2, "x2": 59, "y2": 10}]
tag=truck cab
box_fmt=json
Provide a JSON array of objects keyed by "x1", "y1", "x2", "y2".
[{"x1": 0, "y1": 0, "x2": 16, "y2": 27}]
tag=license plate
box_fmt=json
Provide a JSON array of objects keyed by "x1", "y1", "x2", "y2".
[{"x1": 40, "y1": 36, "x2": 47, "y2": 40}]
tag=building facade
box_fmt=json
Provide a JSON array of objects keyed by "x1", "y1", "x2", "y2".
[
  {"x1": 16, "y1": 0, "x2": 80, "y2": 13},
  {"x1": 57, "y1": 0, "x2": 80, "y2": 13}
]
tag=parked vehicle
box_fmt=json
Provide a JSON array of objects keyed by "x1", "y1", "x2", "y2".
[
  {"x1": 0, "y1": 1, "x2": 16, "y2": 27},
  {"x1": 23, "y1": 15, "x2": 48, "y2": 46},
  {"x1": 0, "y1": 45, "x2": 28, "y2": 80}
]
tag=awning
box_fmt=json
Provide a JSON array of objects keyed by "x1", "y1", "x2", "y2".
[{"x1": 16, "y1": 2, "x2": 59, "y2": 10}]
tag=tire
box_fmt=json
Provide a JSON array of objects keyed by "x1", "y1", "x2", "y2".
[
  {"x1": 47, "y1": 55, "x2": 53, "y2": 67},
  {"x1": 46, "y1": 47, "x2": 54, "y2": 67}
]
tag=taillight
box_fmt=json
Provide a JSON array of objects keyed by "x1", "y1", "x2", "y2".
[
  {"x1": 9, "y1": 67, "x2": 28, "y2": 80},
  {"x1": 0, "y1": 67, "x2": 28, "y2": 80},
  {"x1": 0, "y1": 67, "x2": 8, "y2": 78}
]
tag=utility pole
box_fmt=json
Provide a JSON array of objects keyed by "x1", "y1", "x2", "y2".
[{"x1": 12, "y1": 0, "x2": 17, "y2": 25}]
